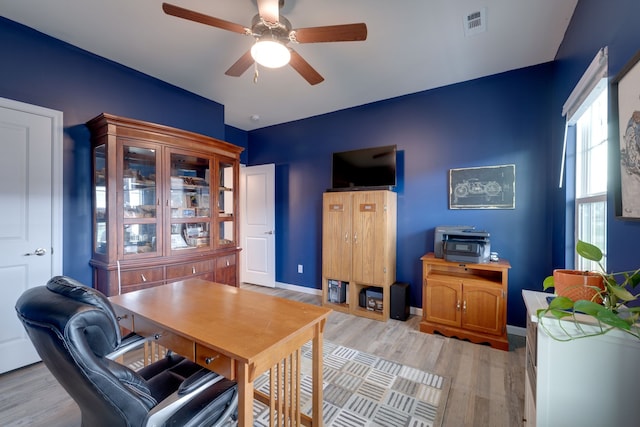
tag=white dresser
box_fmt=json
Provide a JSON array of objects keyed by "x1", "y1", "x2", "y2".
[{"x1": 522, "y1": 290, "x2": 640, "y2": 427}]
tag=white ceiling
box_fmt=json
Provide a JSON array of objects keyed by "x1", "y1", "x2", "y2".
[{"x1": 1, "y1": 0, "x2": 578, "y2": 131}]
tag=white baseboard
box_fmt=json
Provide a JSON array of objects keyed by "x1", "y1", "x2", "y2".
[
  {"x1": 274, "y1": 282, "x2": 526, "y2": 336},
  {"x1": 507, "y1": 324, "x2": 526, "y2": 337},
  {"x1": 275, "y1": 282, "x2": 322, "y2": 296}
]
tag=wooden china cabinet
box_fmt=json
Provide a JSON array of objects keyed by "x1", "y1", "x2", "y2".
[{"x1": 87, "y1": 113, "x2": 243, "y2": 296}]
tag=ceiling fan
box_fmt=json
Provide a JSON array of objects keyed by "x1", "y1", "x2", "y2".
[{"x1": 162, "y1": 1, "x2": 367, "y2": 85}]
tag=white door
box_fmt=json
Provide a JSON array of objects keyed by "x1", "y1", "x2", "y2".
[
  {"x1": 239, "y1": 163, "x2": 275, "y2": 287},
  {"x1": 0, "y1": 98, "x2": 63, "y2": 374}
]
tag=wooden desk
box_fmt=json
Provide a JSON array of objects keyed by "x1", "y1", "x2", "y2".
[{"x1": 109, "y1": 279, "x2": 332, "y2": 426}]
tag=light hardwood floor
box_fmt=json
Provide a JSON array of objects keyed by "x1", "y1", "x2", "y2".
[{"x1": 1, "y1": 283, "x2": 525, "y2": 426}]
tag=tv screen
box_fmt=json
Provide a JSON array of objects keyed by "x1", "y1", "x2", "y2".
[{"x1": 331, "y1": 145, "x2": 397, "y2": 190}]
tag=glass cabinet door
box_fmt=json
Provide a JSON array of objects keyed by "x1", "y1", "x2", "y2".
[
  {"x1": 122, "y1": 144, "x2": 158, "y2": 256},
  {"x1": 169, "y1": 152, "x2": 212, "y2": 252},
  {"x1": 94, "y1": 144, "x2": 107, "y2": 255},
  {"x1": 217, "y1": 159, "x2": 235, "y2": 247}
]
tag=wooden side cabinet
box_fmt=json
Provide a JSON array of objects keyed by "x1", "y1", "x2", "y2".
[
  {"x1": 420, "y1": 253, "x2": 510, "y2": 350},
  {"x1": 87, "y1": 113, "x2": 243, "y2": 295},
  {"x1": 322, "y1": 190, "x2": 397, "y2": 321}
]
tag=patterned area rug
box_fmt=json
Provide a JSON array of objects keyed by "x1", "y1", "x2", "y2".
[{"x1": 253, "y1": 340, "x2": 450, "y2": 427}]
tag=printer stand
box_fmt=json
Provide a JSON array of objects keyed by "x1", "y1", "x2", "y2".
[{"x1": 420, "y1": 253, "x2": 510, "y2": 351}]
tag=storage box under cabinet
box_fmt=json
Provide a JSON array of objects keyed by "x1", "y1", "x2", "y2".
[{"x1": 328, "y1": 280, "x2": 348, "y2": 303}]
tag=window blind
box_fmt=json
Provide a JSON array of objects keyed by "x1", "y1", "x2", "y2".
[{"x1": 559, "y1": 47, "x2": 608, "y2": 187}]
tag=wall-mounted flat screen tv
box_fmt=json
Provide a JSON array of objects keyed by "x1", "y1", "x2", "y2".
[{"x1": 331, "y1": 144, "x2": 397, "y2": 190}]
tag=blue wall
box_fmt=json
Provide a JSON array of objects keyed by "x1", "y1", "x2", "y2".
[
  {"x1": 2, "y1": 0, "x2": 639, "y2": 329},
  {"x1": 248, "y1": 65, "x2": 555, "y2": 327},
  {"x1": 247, "y1": 0, "x2": 640, "y2": 328},
  {"x1": 0, "y1": 17, "x2": 243, "y2": 285},
  {"x1": 552, "y1": 0, "x2": 640, "y2": 277}
]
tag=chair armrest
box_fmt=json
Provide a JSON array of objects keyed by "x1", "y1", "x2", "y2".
[
  {"x1": 144, "y1": 373, "x2": 232, "y2": 427},
  {"x1": 106, "y1": 333, "x2": 149, "y2": 361}
]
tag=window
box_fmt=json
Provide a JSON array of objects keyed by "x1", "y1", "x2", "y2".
[
  {"x1": 574, "y1": 88, "x2": 607, "y2": 271},
  {"x1": 562, "y1": 47, "x2": 608, "y2": 271}
]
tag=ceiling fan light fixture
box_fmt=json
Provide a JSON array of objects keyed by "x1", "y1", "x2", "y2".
[{"x1": 251, "y1": 39, "x2": 291, "y2": 68}]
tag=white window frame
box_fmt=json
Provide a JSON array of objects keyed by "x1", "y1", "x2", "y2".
[{"x1": 561, "y1": 47, "x2": 608, "y2": 271}]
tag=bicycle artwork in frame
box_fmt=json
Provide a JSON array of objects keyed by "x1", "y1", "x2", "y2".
[{"x1": 449, "y1": 164, "x2": 515, "y2": 209}]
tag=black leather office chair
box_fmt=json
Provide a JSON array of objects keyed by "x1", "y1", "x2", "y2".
[{"x1": 15, "y1": 276, "x2": 237, "y2": 427}]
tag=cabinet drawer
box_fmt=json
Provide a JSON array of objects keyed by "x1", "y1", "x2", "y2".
[
  {"x1": 166, "y1": 260, "x2": 213, "y2": 280},
  {"x1": 215, "y1": 254, "x2": 237, "y2": 286},
  {"x1": 215, "y1": 254, "x2": 236, "y2": 269},
  {"x1": 133, "y1": 316, "x2": 195, "y2": 359},
  {"x1": 195, "y1": 343, "x2": 234, "y2": 379},
  {"x1": 120, "y1": 267, "x2": 164, "y2": 287},
  {"x1": 113, "y1": 307, "x2": 134, "y2": 331}
]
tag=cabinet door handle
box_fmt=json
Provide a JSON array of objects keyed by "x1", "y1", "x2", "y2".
[
  {"x1": 463, "y1": 300, "x2": 467, "y2": 312},
  {"x1": 456, "y1": 300, "x2": 461, "y2": 311},
  {"x1": 344, "y1": 232, "x2": 349, "y2": 242},
  {"x1": 353, "y1": 232, "x2": 358, "y2": 244},
  {"x1": 141, "y1": 273, "x2": 147, "y2": 282},
  {"x1": 226, "y1": 260, "x2": 230, "y2": 267},
  {"x1": 192, "y1": 266, "x2": 196, "y2": 274}
]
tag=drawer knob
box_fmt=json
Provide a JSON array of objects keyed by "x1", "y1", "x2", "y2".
[
  {"x1": 154, "y1": 333, "x2": 162, "y2": 340},
  {"x1": 141, "y1": 273, "x2": 147, "y2": 282},
  {"x1": 205, "y1": 355, "x2": 219, "y2": 365}
]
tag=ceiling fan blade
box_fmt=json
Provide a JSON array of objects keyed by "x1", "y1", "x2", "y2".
[
  {"x1": 257, "y1": 0, "x2": 279, "y2": 24},
  {"x1": 162, "y1": 3, "x2": 248, "y2": 35},
  {"x1": 293, "y1": 23, "x2": 367, "y2": 43},
  {"x1": 225, "y1": 50, "x2": 255, "y2": 77},
  {"x1": 289, "y1": 49, "x2": 324, "y2": 85}
]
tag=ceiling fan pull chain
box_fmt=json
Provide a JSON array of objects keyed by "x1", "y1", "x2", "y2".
[{"x1": 253, "y1": 63, "x2": 259, "y2": 84}]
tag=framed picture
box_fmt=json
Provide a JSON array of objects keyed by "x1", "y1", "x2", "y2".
[
  {"x1": 614, "y1": 50, "x2": 640, "y2": 219},
  {"x1": 198, "y1": 192, "x2": 210, "y2": 209},
  {"x1": 449, "y1": 164, "x2": 515, "y2": 209}
]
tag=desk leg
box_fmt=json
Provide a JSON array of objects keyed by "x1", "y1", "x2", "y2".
[
  {"x1": 312, "y1": 322, "x2": 325, "y2": 426},
  {"x1": 237, "y1": 362, "x2": 253, "y2": 427}
]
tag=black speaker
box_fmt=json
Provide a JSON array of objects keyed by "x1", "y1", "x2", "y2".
[{"x1": 390, "y1": 282, "x2": 410, "y2": 321}]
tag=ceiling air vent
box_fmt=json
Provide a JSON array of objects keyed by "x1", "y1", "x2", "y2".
[{"x1": 463, "y1": 7, "x2": 487, "y2": 37}]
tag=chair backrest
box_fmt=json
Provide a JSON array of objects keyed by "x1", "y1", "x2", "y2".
[{"x1": 15, "y1": 276, "x2": 155, "y2": 427}]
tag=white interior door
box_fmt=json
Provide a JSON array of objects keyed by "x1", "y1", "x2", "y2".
[
  {"x1": 0, "y1": 98, "x2": 63, "y2": 374},
  {"x1": 239, "y1": 163, "x2": 275, "y2": 287}
]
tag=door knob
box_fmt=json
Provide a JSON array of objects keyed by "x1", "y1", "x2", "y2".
[{"x1": 25, "y1": 248, "x2": 47, "y2": 256}]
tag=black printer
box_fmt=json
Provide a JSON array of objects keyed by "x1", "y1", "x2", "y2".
[{"x1": 434, "y1": 226, "x2": 491, "y2": 263}]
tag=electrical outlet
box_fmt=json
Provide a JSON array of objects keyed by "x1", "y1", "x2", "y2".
[{"x1": 297, "y1": 264, "x2": 303, "y2": 274}]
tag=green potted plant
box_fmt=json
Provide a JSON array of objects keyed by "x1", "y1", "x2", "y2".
[{"x1": 538, "y1": 240, "x2": 640, "y2": 340}]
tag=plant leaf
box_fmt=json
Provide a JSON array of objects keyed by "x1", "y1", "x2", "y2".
[
  {"x1": 543, "y1": 276, "x2": 555, "y2": 290},
  {"x1": 595, "y1": 310, "x2": 632, "y2": 330},
  {"x1": 573, "y1": 300, "x2": 633, "y2": 330},
  {"x1": 626, "y1": 270, "x2": 640, "y2": 288},
  {"x1": 608, "y1": 284, "x2": 636, "y2": 302},
  {"x1": 549, "y1": 296, "x2": 575, "y2": 311},
  {"x1": 572, "y1": 300, "x2": 605, "y2": 316},
  {"x1": 576, "y1": 240, "x2": 603, "y2": 262}
]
